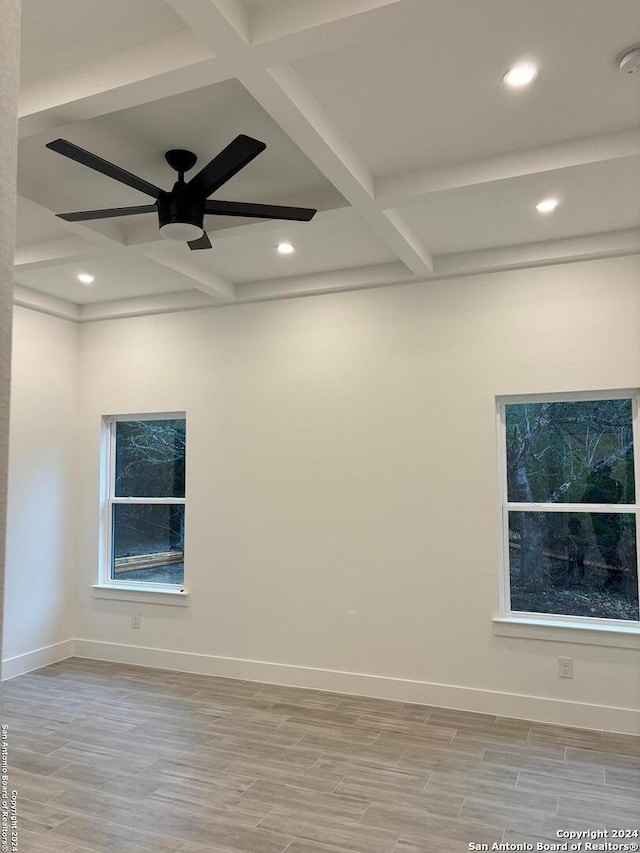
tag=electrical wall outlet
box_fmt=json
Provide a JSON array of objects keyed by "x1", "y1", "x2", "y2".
[
  {"x1": 558, "y1": 656, "x2": 573, "y2": 678},
  {"x1": 131, "y1": 613, "x2": 141, "y2": 629}
]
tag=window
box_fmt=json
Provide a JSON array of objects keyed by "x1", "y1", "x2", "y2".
[
  {"x1": 101, "y1": 414, "x2": 186, "y2": 591},
  {"x1": 497, "y1": 392, "x2": 639, "y2": 629}
]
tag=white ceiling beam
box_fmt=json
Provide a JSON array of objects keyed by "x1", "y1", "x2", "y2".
[
  {"x1": 250, "y1": 0, "x2": 407, "y2": 43},
  {"x1": 245, "y1": 64, "x2": 433, "y2": 274},
  {"x1": 212, "y1": 0, "x2": 251, "y2": 42},
  {"x1": 377, "y1": 208, "x2": 433, "y2": 274},
  {"x1": 14, "y1": 235, "x2": 235, "y2": 307},
  {"x1": 13, "y1": 283, "x2": 81, "y2": 321},
  {"x1": 13, "y1": 236, "x2": 107, "y2": 271},
  {"x1": 14, "y1": 195, "x2": 236, "y2": 300},
  {"x1": 250, "y1": 0, "x2": 416, "y2": 65},
  {"x1": 237, "y1": 229, "x2": 640, "y2": 303},
  {"x1": 254, "y1": 64, "x2": 374, "y2": 200},
  {"x1": 15, "y1": 193, "x2": 128, "y2": 259},
  {"x1": 16, "y1": 227, "x2": 639, "y2": 322},
  {"x1": 17, "y1": 0, "x2": 414, "y2": 143},
  {"x1": 376, "y1": 129, "x2": 640, "y2": 207},
  {"x1": 434, "y1": 229, "x2": 640, "y2": 279},
  {"x1": 235, "y1": 261, "x2": 413, "y2": 301},
  {"x1": 164, "y1": 0, "x2": 434, "y2": 276},
  {"x1": 54, "y1": 218, "x2": 129, "y2": 250},
  {"x1": 19, "y1": 32, "x2": 225, "y2": 139},
  {"x1": 80, "y1": 289, "x2": 218, "y2": 323},
  {"x1": 255, "y1": 66, "x2": 433, "y2": 276},
  {"x1": 19, "y1": 0, "x2": 407, "y2": 133},
  {"x1": 139, "y1": 247, "x2": 236, "y2": 301},
  {"x1": 14, "y1": 193, "x2": 133, "y2": 287},
  {"x1": 166, "y1": 0, "x2": 250, "y2": 54}
]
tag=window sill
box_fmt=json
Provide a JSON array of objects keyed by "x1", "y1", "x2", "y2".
[
  {"x1": 91, "y1": 584, "x2": 190, "y2": 606},
  {"x1": 492, "y1": 616, "x2": 640, "y2": 649}
]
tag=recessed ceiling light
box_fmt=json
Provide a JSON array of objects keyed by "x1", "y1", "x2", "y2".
[
  {"x1": 503, "y1": 62, "x2": 538, "y2": 89},
  {"x1": 535, "y1": 198, "x2": 559, "y2": 214},
  {"x1": 618, "y1": 45, "x2": 640, "y2": 75},
  {"x1": 277, "y1": 242, "x2": 294, "y2": 255},
  {"x1": 77, "y1": 273, "x2": 95, "y2": 284}
]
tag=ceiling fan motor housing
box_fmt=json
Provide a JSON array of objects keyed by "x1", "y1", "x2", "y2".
[{"x1": 158, "y1": 184, "x2": 205, "y2": 241}]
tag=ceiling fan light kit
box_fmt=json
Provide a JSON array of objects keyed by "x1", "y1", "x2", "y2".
[
  {"x1": 46, "y1": 135, "x2": 317, "y2": 251},
  {"x1": 158, "y1": 148, "x2": 204, "y2": 242}
]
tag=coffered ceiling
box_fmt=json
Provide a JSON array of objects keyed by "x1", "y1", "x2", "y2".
[{"x1": 13, "y1": 0, "x2": 640, "y2": 322}]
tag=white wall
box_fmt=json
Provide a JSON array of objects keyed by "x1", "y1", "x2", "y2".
[
  {"x1": 2, "y1": 307, "x2": 78, "y2": 675},
  {"x1": 0, "y1": 0, "x2": 20, "y2": 667},
  {"x1": 73, "y1": 254, "x2": 640, "y2": 731}
]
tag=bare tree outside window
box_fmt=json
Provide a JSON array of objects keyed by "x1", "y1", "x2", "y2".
[
  {"x1": 502, "y1": 397, "x2": 638, "y2": 622},
  {"x1": 106, "y1": 417, "x2": 186, "y2": 587}
]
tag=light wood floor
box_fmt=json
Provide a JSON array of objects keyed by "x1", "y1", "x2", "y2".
[{"x1": 1, "y1": 658, "x2": 638, "y2": 853}]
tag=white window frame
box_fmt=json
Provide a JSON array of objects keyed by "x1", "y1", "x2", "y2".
[
  {"x1": 493, "y1": 389, "x2": 640, "y2": 647},
  {"x1": 92, "y1": 412, "x2": 189, "y2": 605}
]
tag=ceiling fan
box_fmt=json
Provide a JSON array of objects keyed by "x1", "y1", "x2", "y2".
[{"x1": 46, "y1": 134, "x2": 317, "y2": 250}]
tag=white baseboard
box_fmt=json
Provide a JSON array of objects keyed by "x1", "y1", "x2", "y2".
[
  {"x1": 73, "y1": 639, "x2": 640, "y2": 735},
  {"x1": 1, "y1": 639, "x2": 75, "y2": 680}
]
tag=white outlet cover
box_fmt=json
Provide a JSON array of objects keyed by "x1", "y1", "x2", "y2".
[{"x1": 558, "y1": 656, "x2": 573, "y2": 678}]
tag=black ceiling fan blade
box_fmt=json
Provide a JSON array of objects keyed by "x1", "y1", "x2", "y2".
[
  {"x1": 56, "y1": 204, "x2": 158, "y2": 222},
  {"x1": 188, "y1": 232, "x2": 212, "y2": 250},
  {"x1": 205, "y1": 200, "x2": 316, "y2": 221},
  {"x1": 46, "y1": 139, "x2": 162, "y2": 199},
  {"x1": 187, "y1": 135, "x2": 266, "y2": 199}
]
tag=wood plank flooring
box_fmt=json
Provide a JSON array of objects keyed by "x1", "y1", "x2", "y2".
[{"x1": 1, "y1": 658, "x2": 638, "y2": 852}]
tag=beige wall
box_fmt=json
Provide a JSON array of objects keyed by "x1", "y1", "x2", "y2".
[
  {"x1": 0, "y1": 0, "x2": 20, "y2": 668},
  {"x1": 69, "y1": 254, "x2": 640, "y2": 732},
  {"x1": 2, "y1": 308, "x2": 78, "y2": 672}
]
